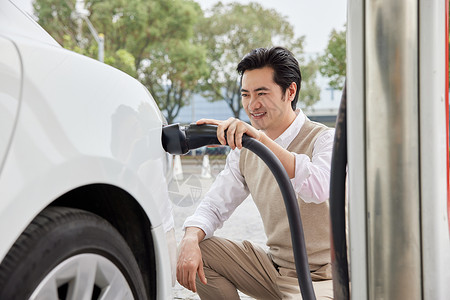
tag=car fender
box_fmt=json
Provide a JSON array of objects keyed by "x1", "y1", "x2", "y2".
[{"x1": 0, "y1": 37, "x2": 173, "y2": 266}]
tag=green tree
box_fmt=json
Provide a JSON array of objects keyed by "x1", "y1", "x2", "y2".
[
  {"x1": 319, "y1": 28, "x2": 346, "y2": 90},
  {"x1": 300, "y1": 58, "x2": 321, "y2": 108},
  {"x1": 140, "y1": 40, "x2": 209, "y2": 123},
  {"x1": 85, "y1": 0, "x2": 202, "y2": 70},
  {"x1": 33, "y1": 0, "x2": 79, "y2": 45},
  {"x1": 195, "y1": 2, "x2": 320, "y2": 118},
  {"x1": 33, "y1": 0, "x2": 207, "y2": 122}
]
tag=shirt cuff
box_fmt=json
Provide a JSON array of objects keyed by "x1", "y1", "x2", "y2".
[{"x1": 183, "y1": 215, "x2": 215, "y2": 239}]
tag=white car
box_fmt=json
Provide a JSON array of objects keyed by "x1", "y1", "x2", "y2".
[{"x1": 0, "y1": 1, "x2": 176, "y2": 299}]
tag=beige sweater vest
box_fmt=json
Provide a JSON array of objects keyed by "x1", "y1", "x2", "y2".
[{"x1": 239, "y1": 118, "x2": 331, "y2": 280}]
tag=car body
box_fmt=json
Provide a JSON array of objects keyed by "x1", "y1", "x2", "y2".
[{"x1": 0, "y1": 1, "x2": 175, "y2": 299}]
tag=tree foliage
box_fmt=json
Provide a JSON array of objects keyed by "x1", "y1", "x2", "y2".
[
  {"x1": 319, "y1": 28, "x2": 346, "y2": 90},
  {"x1": 33, "y1": 0, "x2": 206, "y2": 122},
  {"x1": 140, "y1": 40, "x2": 209, "y2": 123},
  {"x1": 195, "y1": 2, "x2": 320, "y2": 118},
  {"x1": 33, "y1": 0, "x2": 321, "y2": 122},
  {"x1": 299, "y1": 58, "x2": 321, "y2": 109}
]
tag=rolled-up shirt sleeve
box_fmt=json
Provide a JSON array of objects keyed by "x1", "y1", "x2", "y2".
[
  {"x1": 183, "y1": 148, "x2": 249, "y2": 239},
  {"x1": 290, "y1": 129, "x2": 335, "y2": 204}
]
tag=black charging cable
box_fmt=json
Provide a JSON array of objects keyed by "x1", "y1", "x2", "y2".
[
  {"x1": 329, "y1": 82, "x2": 350, "y2": 299},
  {"x1": 241, "y1": 136, "x2": 316, "y2": 300}
]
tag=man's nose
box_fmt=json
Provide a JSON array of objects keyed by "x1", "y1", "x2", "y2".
[{"x1": 248, "y1": 95, "x2": 262, "y2": 111}]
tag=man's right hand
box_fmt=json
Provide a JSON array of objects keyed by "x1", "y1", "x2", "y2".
[{"x1": 176, "y1": 227, "x2": 208, "y2": 293}]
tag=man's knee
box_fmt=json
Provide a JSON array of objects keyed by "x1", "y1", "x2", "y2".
[
  {"x1": 198, "y1": 236, "x2": 217, "y2": 251},
  {"x1": 195, "y1": 253, "x2": 240, "y2": 300},
  {"x1": 198, "y1": 237, "x2": 227, "y2": 264}
]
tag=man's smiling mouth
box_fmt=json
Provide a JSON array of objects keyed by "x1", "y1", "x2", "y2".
[{"x1": 251, "y1": 112, "x2": 266, "y2": 119}]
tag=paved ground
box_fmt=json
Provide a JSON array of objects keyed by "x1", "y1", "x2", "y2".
[{"x1": 169, "y1": 156, "x2": 267, "y2": 299}]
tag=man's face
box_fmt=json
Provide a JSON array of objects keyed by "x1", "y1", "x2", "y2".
[{"x1": 241, "y1": 67, "x2": 294, "y2": 135}]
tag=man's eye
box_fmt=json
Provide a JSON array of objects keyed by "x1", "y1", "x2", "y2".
[
  {"x1": 241, "y1": 94, "x2": 248, "y2": 97},
  {"x1": 258, "y1": 93, "x2": 266, "y2": 96}
]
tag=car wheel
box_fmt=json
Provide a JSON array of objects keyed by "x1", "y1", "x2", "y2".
[{"x1": 0, "y1": 206, "x2": 148, "y2": 300}]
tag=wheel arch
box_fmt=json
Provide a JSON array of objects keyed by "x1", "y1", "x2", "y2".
[{"x1": 51, "y1": 183, "x2": 157, "y2": 299}]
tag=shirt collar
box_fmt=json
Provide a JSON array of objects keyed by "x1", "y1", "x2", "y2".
[{"x1": 274, "y1": 109, "x2": 305, "y2": 148}]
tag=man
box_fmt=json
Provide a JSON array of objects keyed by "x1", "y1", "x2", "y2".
[{"x1": 177, "y1": 46, "x2": 334, "y2": 299}]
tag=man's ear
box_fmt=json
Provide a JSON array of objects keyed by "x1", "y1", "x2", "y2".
[{"x1": 288, "y1": 82, "x2": 297, "y2": 101}]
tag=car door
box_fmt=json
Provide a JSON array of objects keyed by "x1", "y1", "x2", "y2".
[{"x1": 0, "y1": 36, "x2": 21, "y2": 173}]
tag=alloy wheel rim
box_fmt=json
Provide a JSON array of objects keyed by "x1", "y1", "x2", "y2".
[{"x1": 29, "y1": 253, "x2": 133, "y2": 300}]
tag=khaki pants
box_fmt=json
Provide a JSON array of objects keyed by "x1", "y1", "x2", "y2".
[{"x1": 196, "y1": 237, "x2": 333, "y2": 300}]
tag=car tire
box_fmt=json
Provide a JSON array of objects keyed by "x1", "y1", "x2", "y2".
[{"x1": 0, "y1": 206, "x2": 148, "y2": 300}]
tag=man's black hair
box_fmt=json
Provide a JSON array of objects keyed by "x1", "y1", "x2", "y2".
[{"x1": 236, "y1": 46, "x2": 302, "y2": 111}]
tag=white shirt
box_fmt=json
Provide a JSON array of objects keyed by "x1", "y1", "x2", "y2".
[{"x1": 183, "y1": 110, "x2": 335, "y2": 239}]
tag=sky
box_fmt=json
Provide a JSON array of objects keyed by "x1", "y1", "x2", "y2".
[{"x1": 196, "y1": 0, "x2": 347, "y2": 54}]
